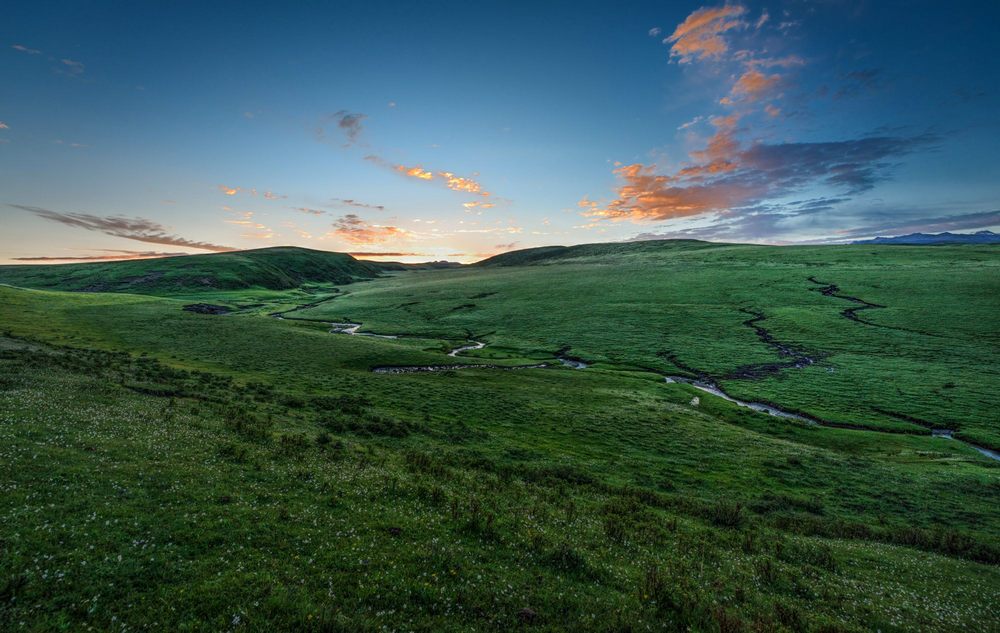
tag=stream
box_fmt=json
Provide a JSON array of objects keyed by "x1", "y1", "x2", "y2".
[{"x1": 275, "y1": 304, "x2": 998, "y2": 462}]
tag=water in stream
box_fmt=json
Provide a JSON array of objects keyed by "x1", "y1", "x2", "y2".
[{"x1": 314, "y1": 317, "x2": 999, "y2": 462}]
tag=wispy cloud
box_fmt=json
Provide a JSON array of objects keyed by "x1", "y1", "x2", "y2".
[
  {"x1": 348, "y1": 251, "x2": 426, "y2": 257},
  {"x1": 330, "y1": 198, "x2": 385, "y2": 211},
  {"x1": 666, "y1": 4, "x2": 747, "y2": 63},
  {"x1": 13, "y1": 250, "x2": 188, "y2": 262},
  {"x1": 462, "y1": 201, "x2": 495, "y2": 211},
  {"x1": 60, "y1": 58, "x2": 85, "y2": 75},
  {"x1": 10, "y1": 204, "x2": 234, "y2": 252},
  {"x1": 631, "y1": 208, "x2": 1000, "y2": 245},
  {"x1": 293, "y1": 207, "x2": 326, "y2": 216},
  {"x1": 721, "y1": 69, "x2": 783, "y2": 105},
  {"x1": 0, "y1": 122, "x2": 8, "y2": 130},
  {"x1": 11, "y1": 44, "x2": 41, "y2": 55},
  {"x1": 217, "y1": 185, "x2": 285, "y2": 199},
  {"x1": 821, "y1": 209, "x2": 1000, "y2": 242},
  {"x1": 391, "y1": 163, "x2": 491, "y2": 197},
  {"x1": 328, "y1": 214, "x2": 409, "y2": 244}
]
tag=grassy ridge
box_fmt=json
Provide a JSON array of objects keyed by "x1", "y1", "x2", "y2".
[{"x1": 0, "y1": 246, "x2": 383, "y2": 294}]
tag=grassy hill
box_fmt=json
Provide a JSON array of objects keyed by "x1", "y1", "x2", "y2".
[
  {"x1": 0, "y1": 246, "x2": 383, "y2": 294},
  {"x1": 475, "y1": 238, "x2": 726, "y2": 266}
]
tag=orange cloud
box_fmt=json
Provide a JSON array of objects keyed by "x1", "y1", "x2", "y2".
[
  {"x1": 666, "y1": 4, "x2": 747, "y2": 63},
  {"x1": 218, "y1": 185, "x2": 239, "y2": 196},
  {"x1": 463, "y1": 201, "x2": 496, "y2": 210},
  {"x1": 440, "y1": 172, "x2": 488, "y2": 196},
  {"x1": 721, "y1": 69, "x2": 782, "y2": 104},
  {"x1": 396, "y1": 165, "x2": 434, "y2": 180},
  {"x1": 392, "y1": 163, "x2": 490, "y2": 197},
  {"x1": 582, "y1": 162, "x2": 759, "y2": 222},
  {"x1": 13, "y1": 250, "x2": 188, "y2": 262},
  {"x1": 329, "y1": 214, "x2": 410, "y2": 245}
]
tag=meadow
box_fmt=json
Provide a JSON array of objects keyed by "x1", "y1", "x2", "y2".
[{"x1": 0, "y1": 241, "x2": 997, "y2": 631}]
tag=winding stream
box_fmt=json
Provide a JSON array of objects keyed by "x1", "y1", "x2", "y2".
[{"x1": 271, "y1": 299, "x2": 997, "y2": 462}]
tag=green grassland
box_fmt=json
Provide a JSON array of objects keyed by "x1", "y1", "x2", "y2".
[
  {"x1": 0, "y1": 241, "x2": 998, "y2": 631},
  {"x1": 295, "y1": 241, "x2": 1000, "y2": 449}
]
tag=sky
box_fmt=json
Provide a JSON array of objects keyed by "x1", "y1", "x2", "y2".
[{"x1": 1, "y1": 0, "x2": 999, "y2": 264}]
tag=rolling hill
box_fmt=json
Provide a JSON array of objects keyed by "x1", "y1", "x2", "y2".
[
  {"x1": 475, "y1": 239, "x2": 725, "y2": 266},
  {"x1": 0, "y1": 246, "x2": 384, "y2": 294}
]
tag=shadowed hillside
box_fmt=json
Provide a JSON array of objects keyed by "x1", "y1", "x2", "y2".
[{"x1": 0, "y1": 246, "x2": 383, "y2": 294}]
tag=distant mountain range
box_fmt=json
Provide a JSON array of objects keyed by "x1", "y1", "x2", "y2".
[{"x1": 852, "y1": 230, "x2": 1000, "y2": 245}]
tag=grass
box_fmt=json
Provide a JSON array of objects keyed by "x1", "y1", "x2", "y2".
[
  {"x1": 0, "y1": 240, "x2": 997, "y2": 630},
  {"x1": 295, "y1": 241, "x2": 1000, "y2": 448}
]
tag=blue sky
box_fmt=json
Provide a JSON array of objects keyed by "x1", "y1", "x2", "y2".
[{"x1": 1, "y1": 0, "x2": 998, "y2": 263}]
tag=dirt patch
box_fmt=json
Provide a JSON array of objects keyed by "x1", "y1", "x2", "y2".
[{"x1": 183, "y1": 303, "x2": 232, "y2": 315}]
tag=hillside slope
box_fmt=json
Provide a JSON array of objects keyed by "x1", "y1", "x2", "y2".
[
  {"x1": 0, "y1": 246, "x2": 383, "y2": 294},
  {"x1": 475, "y1": 239, "x2": 723, "y2": 266}
]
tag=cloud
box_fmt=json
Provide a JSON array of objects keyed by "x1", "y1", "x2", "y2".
[
  {"x1": 216, "y1": 185, "x2": 285, "y2": 199},
  {"x1": 823, "y1": 209, "x2": 1000, "y2": 242},
  {"x1": 648, "y1": 27, "x2": 662, "y2": 37},
  {"x1": 721, "y1": 69, "x2": 782, "y2": 104},
  {"x1": 329, "y1": 214, "x2": 409, "y2": 244},
  {"x1": 348, "y1": 251, "x2": 426, "y2": 257},
  {"x1": 60, "y1": 58, "x2": 85, "y2": 75},
  {"x1": 396, "y1": 164, "x2": 434, "y2": 180},
  {"x1": 678, "y1": 115, "x2": 705, "y2": 130},
  {"x1": 10, "y1": 204, "x2": 235, "y2": 252},
  {"x1": 462, "y1": 201, "x2": 496, "y2": 211},
  {"x1": 439, "y1": 171, "x2": 488, "y2": 195},
  {"x1": 329, "y1": 198, "x2": 385, "y2": 211},
  {"x1": 633, "y1": 208, "x2": 1000, "y2": 245},
  {"x1": 754, "y1": 9, "x2": 769, "y2": 29},
  {"x1": 12, "y1": 250, "x2": 189, "y2": 262},
  {"x1": 11, "y1": 44, "x2": 41, "y2": 55},
  {"x1": 0, "y1": 122, "x2": 8, "y2": 130},
  {"x1": 666, "y1": 4, "x2": 747, "y2": 63},
  {"x1": 494, "y1": 242, "x2": 519, "y2": 251},
  {"x1": 293, "y1": 207, "x2": 326, "y2": 216},
  {"x1": 225, "y1": 211, "x2": 270, "y2": 232},
  {"x1": 391, "y1": 163, "x2": 490, "y2": 196},
  {"x1": 317, "y1": 110, "x2": 366, "y2": 146},
  {"x1": 583, "y1": 133, "x2": 935, "y2": 223}
]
